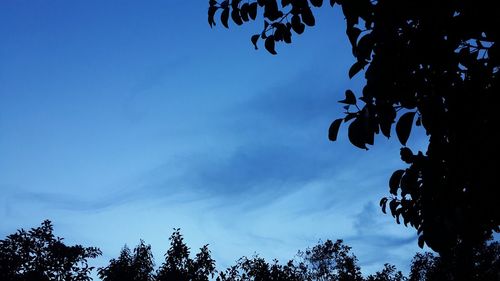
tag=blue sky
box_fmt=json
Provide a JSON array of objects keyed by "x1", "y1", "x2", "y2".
[{"x1": 0, "y1": 0, "x2": 427, "y2": 276}]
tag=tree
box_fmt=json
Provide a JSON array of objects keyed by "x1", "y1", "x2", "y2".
[
  {"x1": 408, "y1": 238, "x2": 500, "y2": 281},
  {"x1": 207, "y1": 0, "x2": 499, "y2": 276},
  {"x1": 366, "y1": 264, "x2": 405, "y2": 281},
  {"x1": 98, "y1": 240, "x2": 155, "y2": 281},
  {"x1": 218, "y1": 239, "x2": 382, "y2": 281},
  {"x1": 155, "y1": 228, "x2": 216, "y2": 281},
  {"x1": 0, "y1": 220, "x2": 101, "y2": 281}
]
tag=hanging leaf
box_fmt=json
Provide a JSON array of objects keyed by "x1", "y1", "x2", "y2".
[
  {"x1": 251, "y1": 34, "x2": 260, "y2": 50},
  {"x1": 339, "y1": 90, "x2": 356, "y2": 105},
  {"x1": 240, "y1": 3, "x2": 250, "y2": 21},
  {"x1": 265, "y1": 35, "x2": 277, "y2": 55},
  {"x1": 301, "y1": 6, "x2": 316, "y2": 26},
  {"x1": 389, "y1": 170, "x2": 405, "y2": 195},
  {"x1": 380, "y1": 197, "x2": 389, "y2": 214},
  {"x1": 208, "y1": 6, "x2": 218, "y2": 27},
  {"x1": 291, "y1": 15, "x2": 305, "y2": 34},
  {"x1": 310, "y1": 0, "x2": 323, "y2": 7},
  {"x1": 231, "y1": 9, "x2": 243, "y2": 25},
  {"x1": 282, "y1": 0, "x2": 291, "y2": 7},
  {"x1": 396, "y1": 111, "x2": 416, "y2": 146},
  {"x1": 328, "y1": 118, "x2": 343, "y2": 141},
  {"x1": 346, "y1": 26, "x2": 361, "y2": 47},
  {"x1": 348, "y1": 117, "x2": 368, "y2": 150},
  {"x1": 418, "y1": 235, "x2": 425, "y2": 249},
  {"x1": 248, "y1": 2, "x2": 258, "y2": 20},
  {"x1": 348, "y1": 60, "x2": 368, "y2": 78},
  {"x1": 221, "y1": 8, "x2": 230, "y2": 28}
]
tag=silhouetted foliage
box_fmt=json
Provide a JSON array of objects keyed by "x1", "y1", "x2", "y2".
[
  {"x1": 98, "y1": 240, "x2": 155, "y2": 281},
  {"x1": 408, "y1": 238, "x2": 500, "y2": 281},
  {"x1": 0, "y1": 220, "x2": 101, "y2": 281},
  {"x1": 218, "y1": 239, "x2": 390, "y2": 281},
  {"x1": 207, "y1": 2, "x2": 500, "y2": 277},
  {"x1": 366, "y1": 264, "x2": 405, "y2": 281},
  {"x1": 155, "y1": 229, "x2": 216, "y2": 281}
]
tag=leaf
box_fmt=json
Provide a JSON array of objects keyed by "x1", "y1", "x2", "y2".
[
  {"x1": 265, "y1": 35, "x2": 277, "y2": 55},
  {"x1": 240, "y1": 3, "x2": 250, "y2": 21},
  {"x1": 418, "y1": 235, "x2": 425, "y2": 249},
  {"x1": 310, "y1": 0, "x2": 323, "y2": 7},
  {"x1": 355, "y1": 33, "x2": 374, "y2": 61},
  {"x1": 348, "y1": 117, "x2": 368, "y2": 150},
  {"x1": 378, "y1": 104, "x2": 396, "y2": 138},
  {"x1": 400, "y1": 147, "x2": 414, "y2": 163},
  {"x1": 291, "y1": 15, "x2": 305, "y2": 34},
  {"x1": 348, "y1": 60, "x2": 368, "y2": 78},
  {"x1": 389, "y1": 170, "x2": 404, "y2": 195},
  {"x1": 208, "y1": 6, "x2": 218, "y2": 27},
  {"x1": 283, "y1": 26, "x2": 292, "y2": 43},
  {"x1": 328, "y1": 118, "x2": 343, "y2": 141},
  {"x1": 389, "y1": 199, "x2": 399, "y2": 217},
  {"x1": 396, "y1": 111, "x2": 416, "y2": 146},
  {"x1": 251, "y1": 34, "x2": 260, "y2": 50},
  {"x1": 231, "y1": 9, "x2": 243, "y2": 25},
  {"x1": 346, "y1": 26, "x2": 361, "y2": 47},
  {"x1": 231, "y1": 0, "x2": 241, "y2": 9},
  {"x1": 301, "y1": 6, "x2": 315, "y2": 26},
  {"x1": 339, "y1": 90, "x2": 356, "y2": 105},
  {"x1": 248, "y1": 2, "x2": 258, "y2": 20},
  {"x1": 221, "y1": 8, "x2": 230, "y2": 28},
  {"x1": 380, "y1": 197, "x2": 388, "y2": 214}
]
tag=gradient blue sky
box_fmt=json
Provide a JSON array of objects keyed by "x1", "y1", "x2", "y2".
[{"x1": 0, "y1": 0, "x2": 428, "y2": 277}]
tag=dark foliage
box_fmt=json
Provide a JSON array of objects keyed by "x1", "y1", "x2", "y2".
[
  {"x1": 155, "y1": 228, "x2": 216, "y2": 281},
  {"x1": 207, "y1": 2, "x2": 500, "y2": 276},
  {"x1": 0, "y1": 220, "x2": 101, "y2": 281},
  {"x1": 408, "y1": 239, "x2": 500, "y2": 281},
  {"x1": 217, "y1": 239, "x2": 397, "y2": 281},
  {"x1": 98, "y1": 241, "x2": 155, "y2": 281}
]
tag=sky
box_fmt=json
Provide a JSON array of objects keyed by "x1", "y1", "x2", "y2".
[{"x1": 0, "y1": 0, "x2": 428, "y2": 277}]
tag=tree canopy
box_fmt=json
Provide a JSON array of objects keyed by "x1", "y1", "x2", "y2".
[
  {"x1": 0, "y1": 220, "x2": 101, "y2": 281},
  {"x1": 207, "y1": 0, "x2": 500, "y2": 272},
  {"x1": 2, "y1": 221, "x2": 499, "y2": 281}
]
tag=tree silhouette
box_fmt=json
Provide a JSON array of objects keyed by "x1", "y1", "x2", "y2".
[
  {"x1": 408, "y1": 238, "x2": 500, "y2": 281},
  {"x1": 0, "y1": 220, "x2": 101, "y2": 281},
  {"x1": 155, "y1": 229, "x2": 216, "y2": 281},
  {"x1": 207, "y1": 1, "x2": 500, "y2": 276},
  {"x1": 217, "y1": 239, "x2": 404, "y2": 281},
  {"x1": 98, "y1": 240, "x2": 155, "y2": 281}
]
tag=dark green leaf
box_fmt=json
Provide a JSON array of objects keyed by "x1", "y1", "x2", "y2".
[
  {"x1": 418, "y1": 235, "x2": 425, "y2": 249},
  {"x1": 339, "y1": 90, "x2": 357, "y2": 105},
  {"x1": 310, "y1": 0, "x2": 323, "y2": 7},
  {"x1": 231, "y1": 9, "x2": 243, "y2": 25},
  {"x1": 328, "y1": 118, "x2": 343, "y2": 141},
  {"x1": 348, "y1": 60, "x2": 368, "y2": 78},
  {"x1": 240, "y1": 3, "x2": 250, "y2": 21},
  {"x1": 208, "y1": 6, "x2": 218, "y2": 27},
  {"x1": 291, "y1": 15, "x2": 305, "y2": 34},
  {"x1": 389, "y1": 170, "x2": 404, "y2": 195},
  {"x1": 396, "y1": 111, "x2": 416, "y2": 146},
  {"x1": 265, "y1": 35, "x2": 277, "y2": 55},
  {"x1": 248, "y1": 2, "x2": 258, "y2": 20},
  {"x1": 346, "y1": 26, "x2": 361, "y2": 47},
  {"x1": 380, "y1": 197, "x2": 388, "y2": 214},
  {"x1": 221, "y1": 8, "x2": 230, "y2": 28},
  {"x1": 348, "y1": 117, "x2": 368, "y2": 150},
  {"x1": 301, "y1": 6, "x2": 315, "y2": 26},
  {"x1": 251, "y1": 34, "x2": 260, "y2": 50}
]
